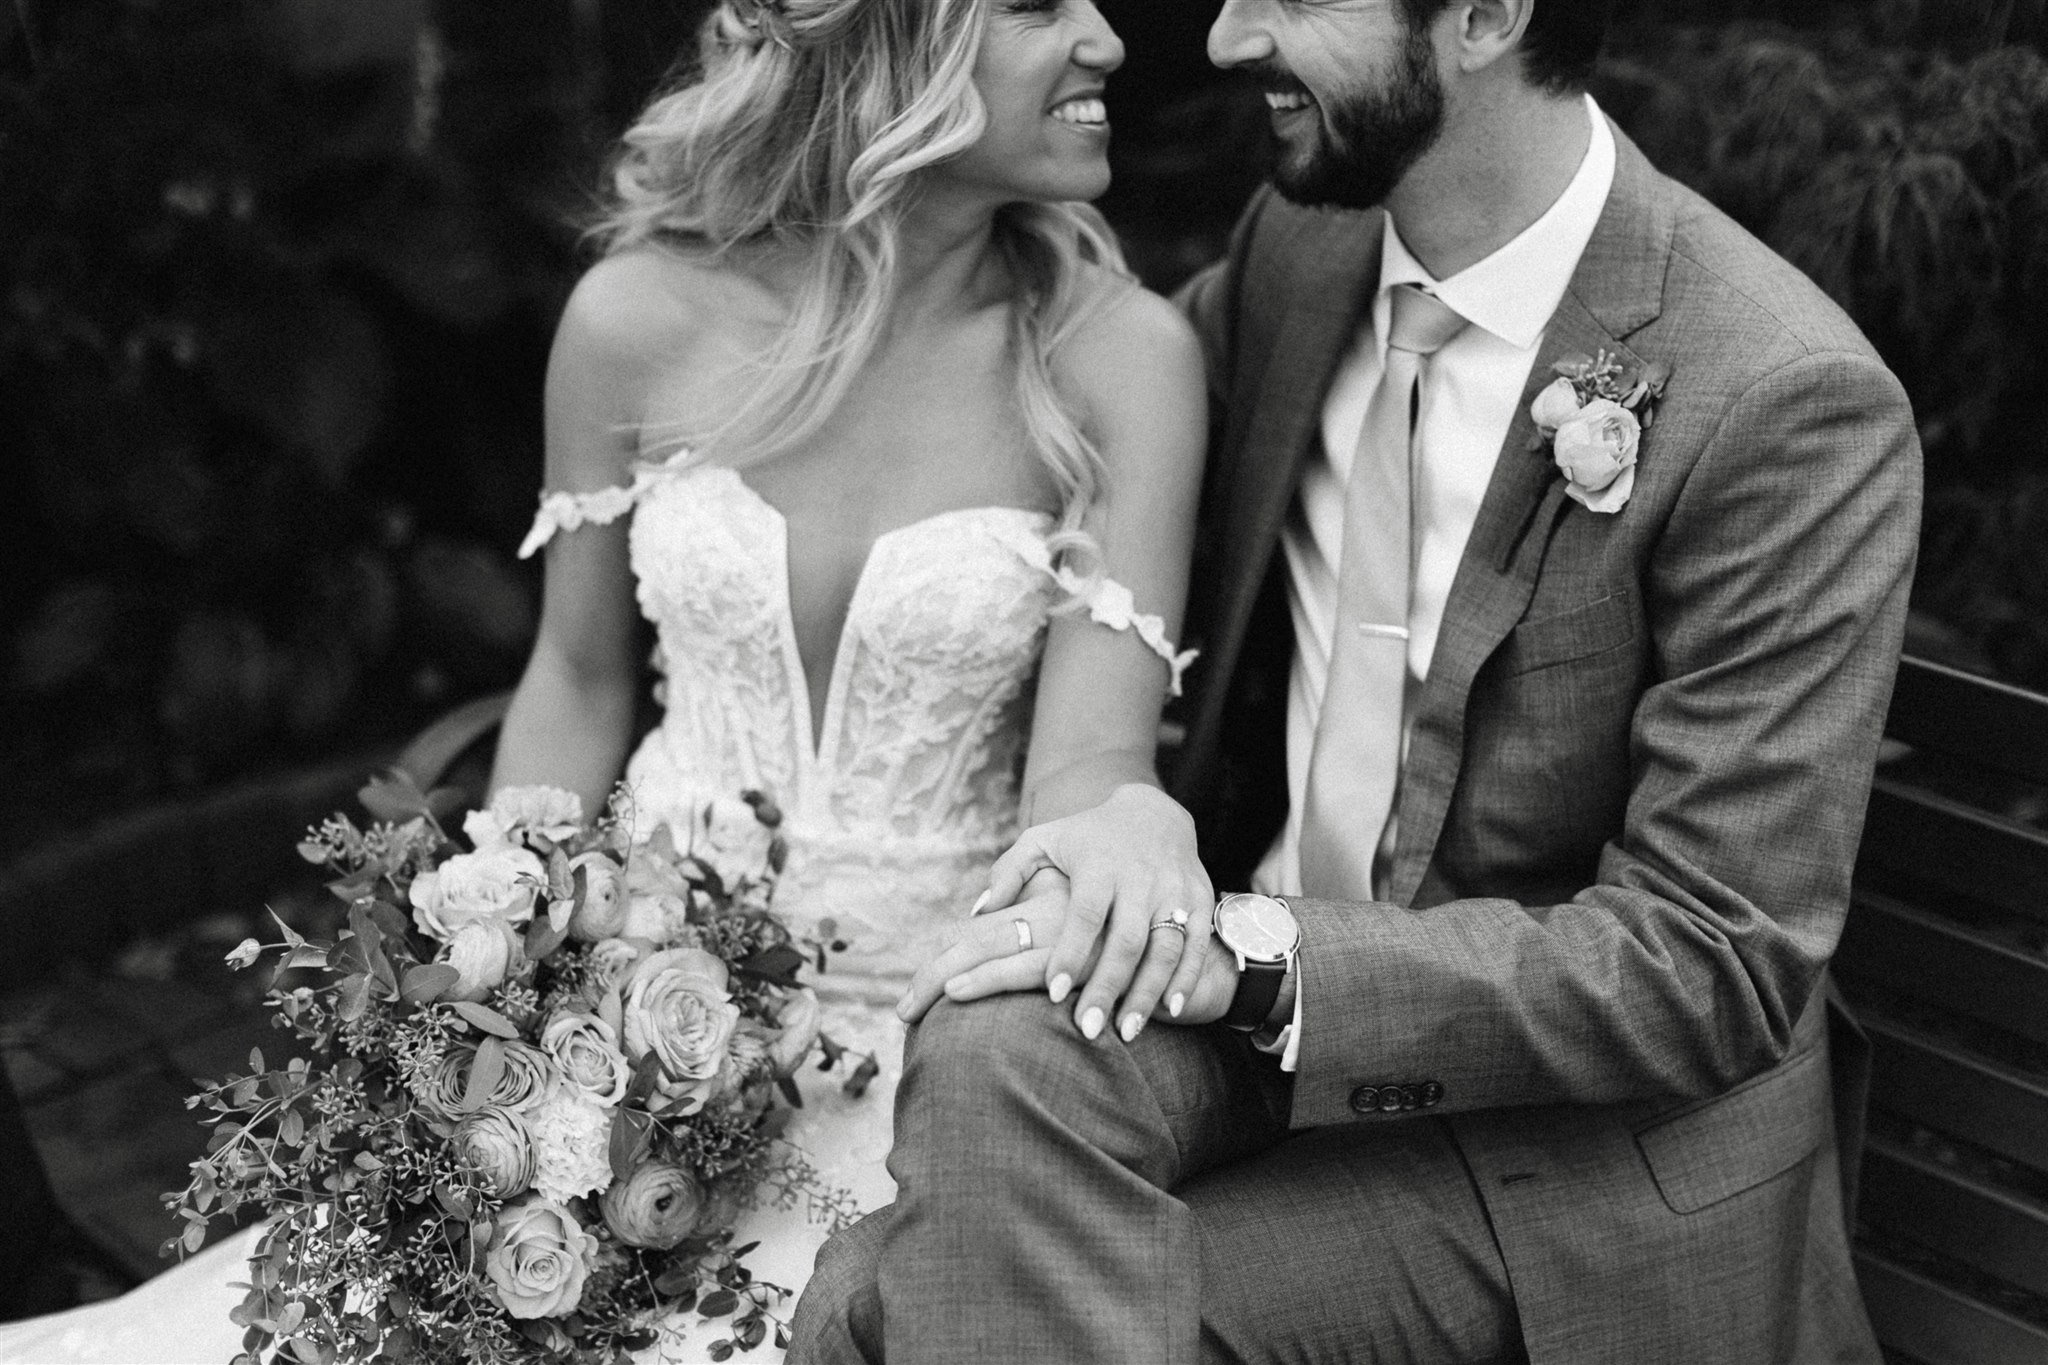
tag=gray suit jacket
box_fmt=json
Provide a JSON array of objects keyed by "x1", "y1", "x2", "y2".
[{"x1": 1171, "y1": 128, "x2": 1920, "y2": 1362}]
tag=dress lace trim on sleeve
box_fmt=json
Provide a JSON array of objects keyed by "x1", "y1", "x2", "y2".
[
  {"x1": 516, "y1": 451, "x2": 692, "y2": 560},
  {"x1": 1008, "y1": 534, "x2": 1199, "y2": 698}
]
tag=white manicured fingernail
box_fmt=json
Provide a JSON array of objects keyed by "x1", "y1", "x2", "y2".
[
  {"x1": 1049, "y1": 974, "x2": 1073, "y2": 1004},
  {"x1": 970, "y1": 890, "x2": 990, "y2": 916},
  {"x1": 1080, "y1": 1006, "x2": 1105, "y2": 1040},
  {"x1": 1169, "y1": 992, "x2": 1185, "y2": 1018},
  {"x1": 1120, "y1": 1012, "x2": 1143, "y2": 1043}
]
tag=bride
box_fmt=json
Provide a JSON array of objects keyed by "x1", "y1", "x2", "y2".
[{"x1": 0, "y1": 0, "x2": 1211, "y2": 1359}]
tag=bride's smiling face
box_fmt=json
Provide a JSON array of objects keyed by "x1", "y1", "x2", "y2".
[{"x1": 933, "y1": 0, "x2": 1125, "y2": 205}]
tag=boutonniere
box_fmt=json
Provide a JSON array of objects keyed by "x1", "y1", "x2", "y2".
[{"x1": 1526, "y1": 349, "x2": 1672, "y2": 514}]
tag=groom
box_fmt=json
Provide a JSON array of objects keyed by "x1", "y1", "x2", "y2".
[{"x1": 794, "y1": 0, "x2": 1919, "y2": 1361}]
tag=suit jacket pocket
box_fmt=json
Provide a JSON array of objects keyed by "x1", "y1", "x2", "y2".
[
  {"x1": 1634, "y1": 1045, "x2": 1827, "y2": 1214},
  {"x1": 1498, "y1": 589, "x2": 1636, "y2": 677}
]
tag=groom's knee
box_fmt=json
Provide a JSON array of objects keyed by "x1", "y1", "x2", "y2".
[
  {"x1": 788, "y1": 1210, "x2": 887, "y2": 1365},
  {"x1": 904, "y1": 992, "x2": 1202, "y2": 1181},
  {"x1": 904, "y1": 991, "x2": 1083, "y2": 1105}
]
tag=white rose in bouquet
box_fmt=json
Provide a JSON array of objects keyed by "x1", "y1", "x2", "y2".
[
  {"x1": 619, "y1": 947, "x2": 741, "y2": 1116},
  {"x1": 409, "y1": 841, "x2": 543, "y2": 942},
  {"x1": 484, "y1": 1196, "x2": 597, "y2": 1320},
  {"x1": 540, "y1": 1010, "x2": 630, "y2": 1107}
]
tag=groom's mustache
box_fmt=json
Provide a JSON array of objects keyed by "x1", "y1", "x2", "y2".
[{"x1": 1239, "y1": 63, "x2": 1314, "y2": 99}]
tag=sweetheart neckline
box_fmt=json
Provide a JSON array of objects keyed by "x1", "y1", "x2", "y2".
[{"x1": 688, "y1": 466, "x2": 1056, "y2": 765}]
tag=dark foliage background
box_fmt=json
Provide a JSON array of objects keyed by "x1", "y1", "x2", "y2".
[{"x1": 3, "y1": 0, "x2": 2044, "y2": 844}]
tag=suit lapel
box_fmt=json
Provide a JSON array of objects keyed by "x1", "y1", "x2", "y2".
[
  {"x1": 1388, "y1": 128, "x2": 1676, "y2": 906},
  {"x1": 1187, "y1": 209, "x2": 1382, "y2": 764}
]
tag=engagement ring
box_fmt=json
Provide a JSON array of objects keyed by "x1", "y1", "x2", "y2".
[
  {"x1": 1014, "y1": 918, "x2": 1034, "y2": 952},
  {"x1": 1149, "y1": 908, "x2": 1190, "y2": 935}
]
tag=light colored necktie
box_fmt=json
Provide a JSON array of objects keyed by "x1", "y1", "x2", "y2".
[{"x1": 1297, "y1": 283, "x2": 1468, "y2": 902}]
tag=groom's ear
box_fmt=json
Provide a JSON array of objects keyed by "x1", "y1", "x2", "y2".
[{"x1": 1444, "y1": 0, "x2": 1536, "y2": 79}]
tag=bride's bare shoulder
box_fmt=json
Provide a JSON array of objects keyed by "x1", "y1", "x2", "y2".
[
  {"x1": 1057, "y1": 270, "x2": 1205, "y2": 446},
  {"x1": 554, "y1": 240, "x2": 782, "y2": 366}
]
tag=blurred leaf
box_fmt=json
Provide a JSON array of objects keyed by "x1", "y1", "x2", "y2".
[{"x1": 359, "y1": 769, "x2": 433, "y2": 822}]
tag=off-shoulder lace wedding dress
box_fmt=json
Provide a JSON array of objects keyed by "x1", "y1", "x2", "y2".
[{"x1": 0, "y1": 455, "x2": 1188, "y2": 1364}]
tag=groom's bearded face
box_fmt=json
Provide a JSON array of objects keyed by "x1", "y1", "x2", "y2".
[{"x1": 1255, "y1": 18, "x2": 1447, "y2": 211}]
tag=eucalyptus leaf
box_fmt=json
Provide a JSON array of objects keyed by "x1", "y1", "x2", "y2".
[
  {"x1": 463, "y1": 1036, "x2": 507, "y2": 1110},
  {"x1": 608, "y1": 1107, "x2": 652, "y2": 1182},
  {"x1": 525, "y1": 914, "x2": 569, "y2": 963},
  {"x1": 399, "y1": 963, "x2": 461, "y2": 1003},
  {"x1": 450, "y1": 1001, "x2": 519, "y2": 1038},
  {"x1": 336, "y1": 973, "x2": 372, "y2": 1022}
]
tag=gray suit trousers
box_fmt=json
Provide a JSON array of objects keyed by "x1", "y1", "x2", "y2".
[{"x1": 789, "y1": 991, "x2": 1527, "y2": 1365}]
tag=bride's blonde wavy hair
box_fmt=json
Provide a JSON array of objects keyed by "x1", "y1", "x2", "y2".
[{"x1": 593, "y1": 0, "x2": 1134, "y2": 552}]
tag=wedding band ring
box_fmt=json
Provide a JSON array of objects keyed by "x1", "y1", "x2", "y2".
[
  {"x1": 1149, "y1": 908, "x2": 1190, "y2": 935},
  {"x1": 1014, "y1": 918, "x2": 1033, "y2": 952}
]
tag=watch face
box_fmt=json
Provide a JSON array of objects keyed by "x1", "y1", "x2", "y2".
[{"x1": 1215, "y1": 893, "x2": 1299, "y2": 964}]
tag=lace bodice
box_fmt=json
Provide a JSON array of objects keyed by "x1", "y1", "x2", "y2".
[{"x1": 521, "y1": 454, "x2": 1192, "y2": 1003}]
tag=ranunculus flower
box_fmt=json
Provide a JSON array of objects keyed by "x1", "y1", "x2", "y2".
[
  {"x1": 409, "y1": 844, "x2": 544, "y2": 943},
  {"x1": 484, "y1": 1195, "x2": 596, "y2": 1320},
  {"x1": 1530, "y1": 376, "x2": 1584, "y2": 432},
  {"x1": 540, "y1": 1010, "x2": 630, "y2": 1107},
  {"x1": 600, "y1": 1160, "x2": 705, "y2": 1250},
  {"x1": 619, "y1": 948, "x2": 740, "y2": 1116},
  {"x1": 488, "y1": 786, "x2": 585, "y2": 845},
  {"x1": 441, "y1": 917, "x2": 525, "y2": 1003},
  {"x1": 1551, "y1": 398, "x2": 1641, "y2": 513},
  {"x1": 566, "y1": 854, "x2": 628, "y2": 942},
  {"x1": 766, "y1": 988, "x2": 821, "y2": 1079},
  {"x1": 527, "y1": 1088, "x2": 614, "y2": 1206},
  {"x1": 416, "y1": 1040, "x2": 555, "y2": 1126},
  {"x1": 453, "y1": 1106, "x2": 535, "y2": 1197}
]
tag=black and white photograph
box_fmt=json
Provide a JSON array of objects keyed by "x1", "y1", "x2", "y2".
[{"x1": 2, "y1": 0, "x2": 2045, "y2": 1361}]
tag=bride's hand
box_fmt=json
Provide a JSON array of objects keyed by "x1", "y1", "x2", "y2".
[
  {"x1": 980, "y1": 784, "x2": 1215, "y2": 1043},
  {"x1": 896, "y1": 868, "x2": 1073, "y2": 1024}
]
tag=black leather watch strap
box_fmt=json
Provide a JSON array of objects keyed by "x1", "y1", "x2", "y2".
[{"x1": 1224, "y1": 958, "x2": 1286, "y2": 1031}]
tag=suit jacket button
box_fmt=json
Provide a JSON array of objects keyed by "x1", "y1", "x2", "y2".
[
  {"x1": 1378, "y1": 1087, "x2": 1406, "y2": 1113},
  {"x1": 1400, "y1": 1084, "x2": 1423, "y2": 1110},
  {"x1": 1349, "y1": 1086, "x2": 1380, "y2": 1115},
  {"x1": 1421, "y1": 1082, "x2": 1444, "y2": 1107}
]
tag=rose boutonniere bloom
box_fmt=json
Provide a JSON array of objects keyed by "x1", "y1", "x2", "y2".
[{"x1": 1528, "y1": 350, "x2": 1672, "y2": 514}]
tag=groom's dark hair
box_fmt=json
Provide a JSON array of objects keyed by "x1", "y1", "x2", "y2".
[{"x1": 1401, "y1": 0, "x2": 1616, "y2": 94}]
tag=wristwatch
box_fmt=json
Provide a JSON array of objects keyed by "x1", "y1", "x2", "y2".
[{"x1": 1214, "y1": 893, "x2": 1300, "y2": 1031}]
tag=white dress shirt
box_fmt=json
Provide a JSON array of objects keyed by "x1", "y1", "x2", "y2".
[{"x1": 1251, "y1": 96, "x2": 1617, "y2": 1068}]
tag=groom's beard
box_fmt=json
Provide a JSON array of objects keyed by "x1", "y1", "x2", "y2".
[{"x1": 1267, "y1": 33, "x2": 1446, "y2": 211}]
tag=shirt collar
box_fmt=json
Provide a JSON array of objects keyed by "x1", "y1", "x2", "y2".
[{"x1": 1377, "y1": 94, "x2": 1616, "y2": 352}]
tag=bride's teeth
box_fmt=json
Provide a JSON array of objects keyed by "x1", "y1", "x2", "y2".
[
  {"x1": 1052, "y1": 97, "x2": 1107, "y2": 126},
  {"x1": 1265, "y1": 91, "x2": 1312, "y2": 112}
]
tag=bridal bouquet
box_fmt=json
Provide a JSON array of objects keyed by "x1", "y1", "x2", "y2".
[{"x1": 170, "y1": 774, "x2": 842, "y2": 1365}]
